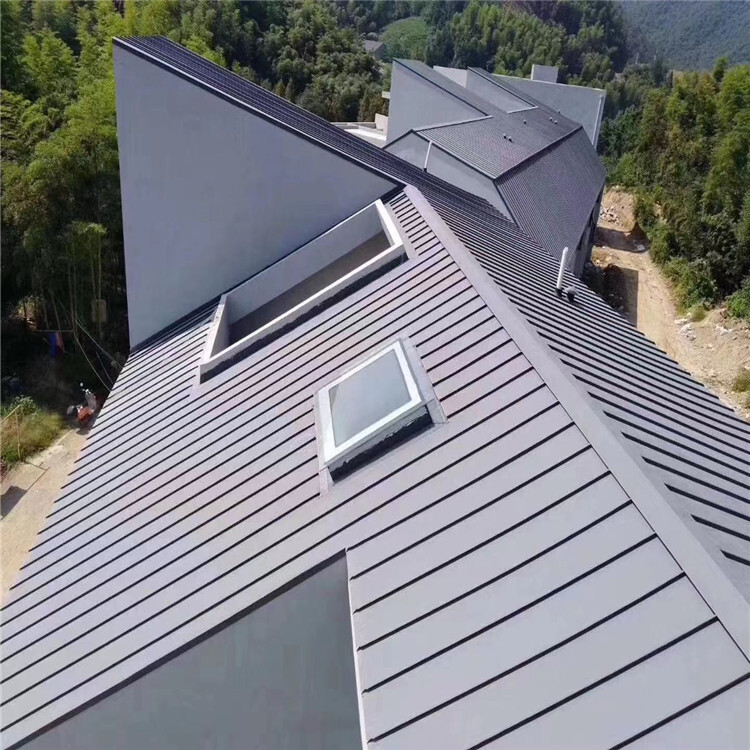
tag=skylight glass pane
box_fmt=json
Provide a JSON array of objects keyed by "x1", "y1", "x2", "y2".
[{"x1": 329, "y1": 349, "x2": 411, "y2": 447}]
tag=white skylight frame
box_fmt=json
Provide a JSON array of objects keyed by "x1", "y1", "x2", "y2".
[
  {"x1": 316, "y1": 340, "x2": 426, "y2": 475},
  {"x1": 199, "y1": 199, "x2": 406, "y2": 381}
]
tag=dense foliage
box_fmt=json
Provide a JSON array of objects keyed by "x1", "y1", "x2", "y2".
[
  {"x1": 600, "y1": 60, "x2": 750, "y2": 314},
  {"x1": 2, "y1": 0, "x2": 748, "y2": 392},
  {"x1": 622, "y1": 1, "x2": 750, "y2": 72},
  {"x1": 0, "y1": 0, "x2": 389, "y2": 370}
]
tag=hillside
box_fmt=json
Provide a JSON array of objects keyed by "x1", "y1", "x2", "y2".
[{"x1": 622, "y1": 0, "x2": 750, "y2": 70}]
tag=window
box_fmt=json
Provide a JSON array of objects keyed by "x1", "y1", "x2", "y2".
[
  {"x1": 317, "y1": 341, "x2": 432, "y2": 477},
  {"x1": 200, "y1": 200, "x2": 407, "y2": 380}
]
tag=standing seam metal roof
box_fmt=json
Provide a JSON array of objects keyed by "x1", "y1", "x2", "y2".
[
  {"x1": 2, "y1": 189, "x2": 748, "y2": 750},
  {"x1": 1, "y1": 38, "x2": 749, "y2": 749},
  {"x1": 427, "y1": 190, "x2": 750, "y2": 601}
]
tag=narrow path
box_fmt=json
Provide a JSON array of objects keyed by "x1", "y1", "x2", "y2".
[
  {"x1": 590, "y1": 189, "x2": 750, "y2": 421},
  {"x1": 1, "y1": 427, "x2": 88, "y2": 602}
]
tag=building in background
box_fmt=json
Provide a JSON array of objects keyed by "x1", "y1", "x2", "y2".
[{"x1": 386, "y1": 62, "x2": 605, "y2": 276}]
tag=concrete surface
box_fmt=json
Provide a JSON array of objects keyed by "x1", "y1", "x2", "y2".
[{"x1": 1, "y1": 427, "x2": 88, "y2": 602}]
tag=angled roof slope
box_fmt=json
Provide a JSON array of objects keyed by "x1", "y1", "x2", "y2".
[
  {"x1": 428, "y1": 190, "x2": 750, "y2": 600},
  {"x1": 2, "y1": 38, "x2": 748, "y2": 749},
  {"x1": 3, "y1": 191, "x2": 748, "y2": 750},
  {"x1": 387, "y1": 61, "x2": 604, "y2": 261},
  {"x1": 497, "y1": 127, "x2": 606, "y2": 262}
]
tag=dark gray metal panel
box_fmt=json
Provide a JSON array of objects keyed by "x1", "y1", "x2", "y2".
[
  {"x1": 496, "y1": 128, "x2": 605, "y2": 263},
  {"x1": 20, "y1": 557, "x2": 361, "y2": 750}
]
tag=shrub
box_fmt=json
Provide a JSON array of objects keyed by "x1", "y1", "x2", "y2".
[
  {"x1": 733, "y1": 368, "x2": 750, "y2": 392},
  {"x1": 726, "y1": 278, "x2": 750, "y2": 319},
  {"x1": 649, "y1": 222, "x2": 674, "y2": 265},
  {"x1": 663, "y1": 257, "x2": 720, "y2": 309},
  {"x1": 634, "y1": 191, "x2": 658, "y2": 235}
]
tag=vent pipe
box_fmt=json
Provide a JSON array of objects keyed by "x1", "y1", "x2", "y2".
[{"x1": 555, "y1": 246, "x2": 576, "y2": 301}]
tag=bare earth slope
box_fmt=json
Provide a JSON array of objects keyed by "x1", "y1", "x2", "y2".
[{"x1": 591, "y1": 189, "x2": 750, "y2": 421}]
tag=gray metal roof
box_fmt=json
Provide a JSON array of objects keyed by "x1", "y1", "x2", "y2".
[
  {"x1": 2, "y1": 39, "x2": 749, "y2": 749},
  {"x1": 3, "y1": 190, "x2": 748, "y2": 749},
  {"x1": 428, "y1": 189, "x2": 750, "y2": 601},
  {"x1": 496, "y1": 127, "x2": 606, "y2": 262}
]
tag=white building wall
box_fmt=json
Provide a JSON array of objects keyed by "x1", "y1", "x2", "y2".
[
  {"x1": 386, "y1": 62, "x2": 483, "y2": 145},
  {"x1": 114, "y1": 46, "x2": 396, "y2": 346}
]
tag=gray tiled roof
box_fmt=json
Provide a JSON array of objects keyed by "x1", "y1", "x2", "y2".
[
  {"x1": 497, "y1": 127, "x2": 606, "y2": 261},
  {"x1": 397, "y1": 61, "x2": 578, "y2": 177},
  {"x1": 392, "y1": 61, "x2": 604, "y2": 260},
  {"x1": 2, "y1": 38, "x2": 748, "y2": 750}
]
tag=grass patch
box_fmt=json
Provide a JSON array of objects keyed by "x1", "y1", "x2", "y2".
[
  {"x1": 687, "y1": 303, "x2": 708, "y2": 322},
  {"x1": 1, "y1": 396, "x2": 64, "y2": 468},
  {"x1": 727, "y1": 279, "x2": 750, "y2": 320},
  {"x1": 733, "y1": 368, "x2": 750, "y2": 393}
]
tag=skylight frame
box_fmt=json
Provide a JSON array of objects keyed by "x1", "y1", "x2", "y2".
[
  {"x1": 316, "y1": 341, "x2": 427, "y2": 475},
  {"x1": 199, "y1": 199, "x2": 407, "y2": 381}
]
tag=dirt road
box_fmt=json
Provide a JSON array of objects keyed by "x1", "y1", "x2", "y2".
[
  {"x1": 1, "y1": 427, "x2": 88, "y2": 601},
  {"x1": 590, "y1": 189, "x2": 750, "y2": 421}
]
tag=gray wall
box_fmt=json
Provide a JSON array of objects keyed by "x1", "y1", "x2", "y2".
[
  {"x1": 23, "y1": 557, "x2": 361, "y2": 750},
  {"x1": 114, "y1": 46, "x2": 396, "y2": 346},
  {"x1": 531, "y1": 64, "x2": 559, "y2": 83},
  {"x1": 465, "y1": 71, "x2": 534, "y2": 113},
  {"x1": 384, "y1": 132, "x2": 430, "y2": 168},
  {"x1": 427, "y1": 145, "x2": 513, "y2": 220},
  {"x1": 494, "y1": 74, "x2": 605, "y2": 146},
  {"x1": 386, "y1": 62, "x2": 483, "y2": 145}
]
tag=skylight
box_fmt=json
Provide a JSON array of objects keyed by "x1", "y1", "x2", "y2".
[
  {"x1": 317, "y1": 341, "x2": 430, "y2": 477},
  {"x1": 200, "y1": 200, "x2": 407, "y2": 380}
]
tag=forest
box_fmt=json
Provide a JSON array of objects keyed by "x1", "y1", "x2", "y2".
[{"x1": 1, "y1": 1, "x2": 748, "y2": 465}]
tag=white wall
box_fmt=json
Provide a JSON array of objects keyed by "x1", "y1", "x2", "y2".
[
  {"x1": 465, "y1": 71, "x2": 534, "y2": 113},
  {"x1": 433, "y1": 66, "x2": 468, "y2": 87},
  {"x1": 386, "y1": 62, "x2": 483, "y2": 145},
  {"x1": 114, "y1": 46, "x2": 396, "y2": 346}
]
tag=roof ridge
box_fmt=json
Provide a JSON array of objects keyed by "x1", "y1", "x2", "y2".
[{"x1": 405, "y1": 184, "x2": 750, "y2": 662}]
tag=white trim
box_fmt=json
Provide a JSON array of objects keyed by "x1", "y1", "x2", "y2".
[
  {"x1": 199, "y1": 199, "x2": 405, "y2": 380},
  {"x1": 317, "y1": 341, "x2": 426, "y2": 474}
]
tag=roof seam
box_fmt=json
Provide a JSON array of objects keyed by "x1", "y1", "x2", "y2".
[{"x1": 405, "y1": 184, "x2": 750, "y2": 661}]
